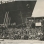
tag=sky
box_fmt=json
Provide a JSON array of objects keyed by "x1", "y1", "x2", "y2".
[
  {"x1": 32, "y1": 0, "x2": 44, "y2": 17},
  {"x1": 0, "y1": 0, "x2": 15, "y2": 1},
  {"x1": 0, "y1": 0, "x2": 37, "y2": 1}
]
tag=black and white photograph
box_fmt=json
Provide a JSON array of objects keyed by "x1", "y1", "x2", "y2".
[{"x1": 0, "y1": 0, "x2": 44, "y2": 42}]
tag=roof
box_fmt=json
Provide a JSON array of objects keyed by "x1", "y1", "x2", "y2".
[{"x1": 32, "y1": 0, "x2": 44, "y2": 17}]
